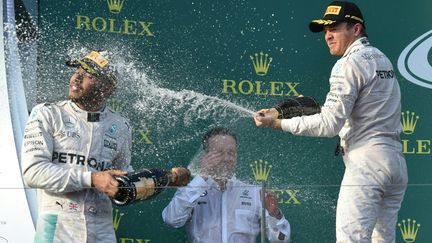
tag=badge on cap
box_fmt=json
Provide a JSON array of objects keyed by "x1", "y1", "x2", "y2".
[
  {"x1": 85, "y1": 51, "x2": 109, "y2": 68},
  {"x1": 325, "y1": 6, "x2": 342, "y2": 15}
]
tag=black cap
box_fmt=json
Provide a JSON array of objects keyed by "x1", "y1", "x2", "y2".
[
  {"x1": 309, "y1": 1, "x2": 365, "y2": 33},
  {"x1": 66, "y1": 51, "x2": 118, "y2": 86}
]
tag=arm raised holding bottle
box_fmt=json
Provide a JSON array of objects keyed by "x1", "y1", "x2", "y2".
[{"x1": 255, "y1": 96, "x2": 321, "y2": 129}]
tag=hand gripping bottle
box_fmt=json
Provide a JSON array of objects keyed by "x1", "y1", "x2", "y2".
[{"x1": 112, "y1": 167, "x2": 190, "y2": 206}]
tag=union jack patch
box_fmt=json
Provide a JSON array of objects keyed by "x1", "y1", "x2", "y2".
[{"x1": 68, "y1": 202, "x2": 79, "y2": 212}]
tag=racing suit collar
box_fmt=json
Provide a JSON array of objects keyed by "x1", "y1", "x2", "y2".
[
  {"x1": 68, "y1": 100, "x2": 106, "y2": 122},
  {"x1": 342, "y1": 37, "x2": 370, "y2": 58}
]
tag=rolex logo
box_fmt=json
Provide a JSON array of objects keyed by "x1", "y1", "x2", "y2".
[
  {"x1": 250, "y1": 160, "x2": 272, "y2": 181},
  {"x1": 107, "y1": 0, "x2": 124, "y2": 14},
  {"x1": 398, "y1": 218, "x2": 420, "y2": 242},
  {"x1": 401, "y1": 111, "x2": 419, "y2": 135},
  {"x1": 113, "y1": 209, "x2": 124, "y2": 231},
  {"x1": 250, "y1": 51, "x2": 272, "y2": 76}
]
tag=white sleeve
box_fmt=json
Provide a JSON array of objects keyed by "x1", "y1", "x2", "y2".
[
  {"x1": 266, "y1": 212, "x2": 291, "y2": 243},
  {"x1": 162, "y1": 175, "x2": 208, "y2": 228},
  {"x1": 281, "y1": 59, "x2": 363, "y2": 137},
  {"x1": 21, "y1": 104, "x2": 92, "y2": 193}
]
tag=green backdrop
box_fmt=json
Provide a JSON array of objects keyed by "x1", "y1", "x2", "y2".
[{"x1": 35, "y1": 0, "x2": 432, "y2": 242}]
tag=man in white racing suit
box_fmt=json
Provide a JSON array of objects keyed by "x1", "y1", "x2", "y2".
[
  {"x1": 162, "y1": 127, "x2": 291, "y2": 243},
  {"x1": 22, "y1": 51, "x2": 132, "y2": 242},
  {"x1": 254, "y1": 1, "x2": 407, "y2": 242}
]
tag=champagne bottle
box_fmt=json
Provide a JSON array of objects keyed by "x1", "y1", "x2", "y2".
[
  {"x1": 112, "y1": 167, "x2": 189, "y2": 206},
  {"x1": 274, "y1": 96, "x2": 321, "y2": 119}
]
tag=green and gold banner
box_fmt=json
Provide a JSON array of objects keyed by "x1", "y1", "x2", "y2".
[{"x1": 35, "y1": 0, "x2": 432, "y2": 242}]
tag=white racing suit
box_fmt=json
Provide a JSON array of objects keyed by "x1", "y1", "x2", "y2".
[
  {"x1": 281, "y1": 37, "x2": 407, "y2": 242},
  {"x1": 22, "y1": 100, "x2": 132, "y2": 243},
  {"x1": 162, "y1": 176, "x2": 291, "y2": 243}
]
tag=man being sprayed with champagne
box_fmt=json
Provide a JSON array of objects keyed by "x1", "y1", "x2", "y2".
[
  {"x1": 162, "y1": 127, "x2": 291, "y2": 242},
  {"x1": 21, "y1": 50, "x2": 190, "y2": 243}
]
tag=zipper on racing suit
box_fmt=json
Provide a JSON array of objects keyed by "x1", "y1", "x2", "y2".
[{"x1": 82, "y1": 121, "x2": 94, "y2": 240}]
